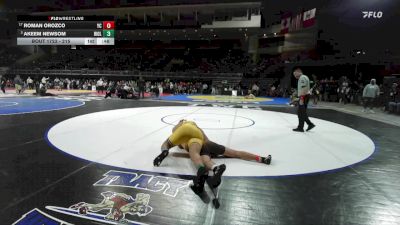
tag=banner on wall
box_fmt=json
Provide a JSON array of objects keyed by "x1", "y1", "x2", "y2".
[
  {"x1": 303, "y1": 8, "x2": 317, "y2": 28},
  {"x1": 281, "y1": 8, "x2": 317, "y2": 34},
  {"x1": 280, "y1": 12, "x2": 292, "y2": 34}
]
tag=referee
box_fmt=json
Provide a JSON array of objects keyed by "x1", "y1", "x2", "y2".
[{"x1": 293, "y1": 67, "x2": 315, "y2": 132}]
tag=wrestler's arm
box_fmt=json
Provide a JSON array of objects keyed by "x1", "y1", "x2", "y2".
[
  {"x1": 161, "y1": 139, "x2": 174, "y2": 151},
  {"x1": 154, "y1": 134, "x2": 177, "y2": 166},
  {"x1": 154, "y1": 140, "x2": 172, "y2": 166}
]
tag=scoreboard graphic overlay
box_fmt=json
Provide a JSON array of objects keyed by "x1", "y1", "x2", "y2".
[{"x1": 17, "y1": 16, "x2": 115, "y2": 45}]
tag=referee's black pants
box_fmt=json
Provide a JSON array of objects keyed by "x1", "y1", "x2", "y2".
[{"x1": 297, "y1": 94, "x2": 313, "y2": 130}]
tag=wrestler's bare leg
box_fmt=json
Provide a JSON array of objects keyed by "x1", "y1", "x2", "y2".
[{"x1": 224, "y1": 147, "x2": 271, "y2": 164}]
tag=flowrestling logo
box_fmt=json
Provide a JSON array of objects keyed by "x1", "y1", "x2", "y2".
[{"x1": 362, "y1": 11, "x2": 383, "y2": 19}]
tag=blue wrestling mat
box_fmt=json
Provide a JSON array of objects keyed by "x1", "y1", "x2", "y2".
[
  {"x1": 159, "y1": 95, "x2": 289, "y2": 105},
  {"x1": 0, "y1": 97, "x2": 84, "y2": 115}
]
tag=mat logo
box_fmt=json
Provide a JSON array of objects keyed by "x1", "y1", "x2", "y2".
[
  {"x1": 362, "y1": 11, "x2": 383, "y2": 18},
  {"x1": 13, "y1": 208, "x2": 73, "y2": 225},
  {"x1": 46, "y1": 191, "x2": 152, "y2": 224},
  {"x1": 70, "y1": 191, "x2": 152, "y2": 221},
  {"x1": 94, "y1": 170, "x2": 190, "y2": 197}
]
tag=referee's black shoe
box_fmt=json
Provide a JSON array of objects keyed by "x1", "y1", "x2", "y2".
[
  {"x1": 306, "y1": 124, "x2": 316, "y2": 131},
  {"x1": 292, "y1": 128, "x2": 304, "y2": 132}
]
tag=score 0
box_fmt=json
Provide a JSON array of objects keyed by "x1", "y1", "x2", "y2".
[
  {"x1": 103, "y1": 21, "x2": 114, "y2": 30},
  {"x1": 102, "y1": 21, "x2": 115, "y2": 38}
]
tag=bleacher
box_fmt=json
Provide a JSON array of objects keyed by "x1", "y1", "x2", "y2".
[{"x1": 7, "y1": 68, "x2": 243, "y2": 82}]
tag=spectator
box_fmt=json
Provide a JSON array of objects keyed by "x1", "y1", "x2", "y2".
[
  {"x1": 338, "y1": 77, "x2": 349, "y2": 104},
  {"x1": 362, "y1": 79, "x2": 380, "y2": 113},
  {"x1": 54, "y1": 77, "x2": 62, "y2": 91},
  {"x1": 202, "y1": 83, "x2": 208, "y2": 94},
  {"x1": 41, "y1": 76, "x2": 49, "y2": 85},
  {"x1": 0, "y1": 75, "x2": 6, "y2": 94},
  {"x1": 26, "y1": 76, "x2": 34, "y2": 89},
  {"x1": 252, "y1": 83, "x2": 260, "y2": 96},
  {"x1": 388, "y1": 82, "x2": 399, "y2": 114},
  {"x1": 14, "y1": 75, "x2": 23, "y2": 94},
  {"x1": 245, "y1": 90, "x2": 255, "y2": 99},
  {"x1": 66, "y1": 78, "x2": 71, "y2": 90},
  {"x1": 158, "y1": 83, "x2": 163, "y2": 97},
  {"x1": 96, "y1": 78, "x2": 104, "y2": 94},
  {"x1": 311, "y1": 75, "x2": 320, "y2": 105},
  {"x1": 211, "y1": 85, "x2": 216, "y2": 95},
  {"x1": 137, "y1": 77, "x2": 145, "y2": 98},
  {"x1": 351, "y1": 81, "x2": 361, "y2": 104}
]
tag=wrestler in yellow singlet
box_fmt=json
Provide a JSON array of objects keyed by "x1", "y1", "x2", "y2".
[
  {"x1": 153, "y1": 119, "x2": 272, "y2": 193},
  {"x1": 167, "y1": 120, "x2": 206, "y2": 149}
]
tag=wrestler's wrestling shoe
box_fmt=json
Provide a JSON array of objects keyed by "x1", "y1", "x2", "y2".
[
  {"x1": 262, "y1": 155, "x2": 272, "y2": 165},
  {"x1": 190, "y1": 167, "x2": 208, "y2": 194},
  {"x1": 208, "y1": 164, "x2": 226, "y2": 188},
  {"x1": 153, "y1": 150, "x2": 169, "y2": 166}
]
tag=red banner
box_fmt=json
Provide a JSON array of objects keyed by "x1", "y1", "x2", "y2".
[{"x1": 303, "y1": 8, "x2": 316, "y2": 28}]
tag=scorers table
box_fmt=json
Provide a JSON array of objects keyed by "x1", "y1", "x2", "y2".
[{"x1": 17, "y1": 15, "x2": 115, "y2": 46}]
